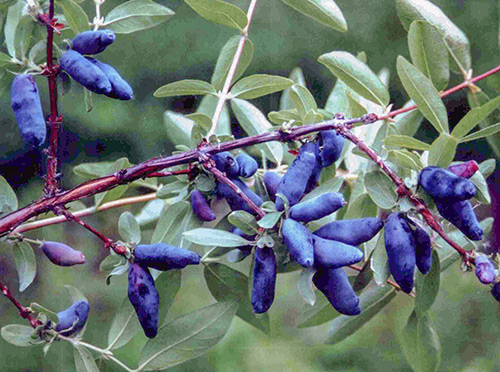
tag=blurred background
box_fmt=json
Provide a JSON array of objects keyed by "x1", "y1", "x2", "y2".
[{"x1": 0, "y1": 0, "x2": 499, "y2": 370}]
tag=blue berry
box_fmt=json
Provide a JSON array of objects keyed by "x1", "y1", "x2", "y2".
[
  {"x1": 282, "y1": 218, "x2": 314, "y2": 267},
  {"x1": 60, "y1": 50, "x2": 111, "y2": 94},
  {"x1": 236, "y1": 153, "x2": 258, "y2": 178},
  {"x1": 86, "y1": 58, "x2": 133, "y2": 100},
  {"x1": 289, "y1": 192, "x2": 346, "y2": 223},
  {"x1": 72, "y1": 29, "x2": 116, "y2": 55},
  {"x1": 313, "y1": 217, "x2": 383, "y2": 246},
  {"x1": 128, "y1": 263, "x2": 158, "y2": 338},
  {"x1": 134, "y1": 243, "x2": 200, "y2": 271},
  {"x1": 213, "y1": 152, "x2": 239, "y2": 178},
  {"x1": 419, "y1": 166, "x2": 476, "y2": 201},
  {"x1": 41, "y1": 241, "x2": 85, "y2": 267},
  {"x1": 316, "y1": 129, "x2": 345, "y2": 168},
  {"x1": 55, "y1": 300, "x2": 90, "y2": 336},
  {"x1": 313, "y1": 235, "x2": 363, "y2": 268},
  {"x1": 475, "y1": 255, "x2": 496, "y2": 284},
  {"x1": 262, "y1": 171, "x2": 282, "y2": 202},
  {"x1": 434, "y1": 199, "x2": 483, "y2": 241},
  {"x1": 251, "y1": 247, "x2": 277, "y2": 314},
  {"x1": 190, "y1": 190, "x2": 216, "y2": 221}
]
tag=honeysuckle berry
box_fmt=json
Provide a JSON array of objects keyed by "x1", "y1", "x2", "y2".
[
  {"x1": 447, "y1": 161, "x2": 479, "y2": 179},
  {"x1": 60, "y1": 50, "x2": 111, "y2": 95},
  {"x1": 316, "y1": 129, "x2": 345, "y2": 168},
  {"x1": 262, "y1": 171, "x2": 282, "y2": 202},
  {"x1": 384, "y1": 213, "x2": 416, "y2": 293},
  {"x1": 313, "y1": 217, "x2": 384, "y2": 246},
  {"x1": 134, "y1": 243, "x2": 200, "y2": 271},
  {"x1": 313, "y1": 267, "x2": 361, "y2": 316},
  {"x1": 71, "y1": 29, "x2": 116, "y2": 55},
  {"x1": 434, "y1": 199, "x2": 483, "y2": 241},
  {"x1": 289, "y1": 192, "x2": 346, "y2": 223},
  {"x1": 86, "y1": 58, "x2": 133, "y2": 100},
  {"x1": 216, "y1": 179, "x2": 263, "y2": 215},
  {"x1": 251, "y1": 247, "x2": 277, "y2": 314},
  {"x1": 275, "y1": 142, "x2": 318, "y2": 211},
  {"x1": 313, "y1": 235, "x2": 363, "y2": 268},
  {"x1": 282, "y1": 218, "x2": 314, "y2": 267},
  {"x1": 11, "y1": 74, "x2": 46, "y2": 146},
  {"x1": 475, "y1": 255, "x2": 496, "y2": 284},
  {"x1": 55, "y1": 300, "x2": 90, "y2": 336},
  {"x1": 412, "y1": 223, "x2": 432, "y2": 275},
  {"x1": 190, "y1": 190, "x2": 216, "y2": 221},
  {"x1": 128, "y1": 263, "x2": 158, "y2": 339},
  {"x1": 213, "y1": 152, "x2": 239, "y2": 178},
  {"x1": 419, "y1": 166, "x2": 477, "y2": 201},
  {"x1": 236, "y1": 153, "x2": 258, "y2": 178},
  {"x1": 491, "y1": 282, "x2": 500, "y2": 303},
  {"x1": 41, "y1": 241, "x2": 85, "y2": 267}
]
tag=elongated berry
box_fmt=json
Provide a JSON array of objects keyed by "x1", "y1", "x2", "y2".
[
  {"x1": 411, "y1": 224, "x2": 432, "y2": 274},
  {"x1": 236, "y1": 153, "x2": 258, "y2": 178},
  {"x1": 289, "y1": 192, "x2": 346, "y2": 223},
  {"x1": 55, "y1": 300, "x2": 90, "y2": 336},
  {"x1": 313, "y1": 217, "x2": 383, "y2": 246},
  {"x1": 41, "y1": 241, "x2": 85, "y2": 267},
  {"x1": 190, "y1": 190, "x2": 216, "y2": 221},
  {"x1": 72, "y1": 29, "x2": 115, "y2": 55},
  {"x1": 491, "y1": 282, "x2": 500, "y2": 302},
  {"x1": 134, "y1": 243, "x2": 200, "y2": 271},
  {"x1": 60, "y1": 50, "x2": 111, "y2": 94},
  {"x1": 213, "y1": 152, "x2": 239, "y2": 178},
  {"x1": 419, "y1": 166, "x2": 476, "y2": 201},
  {"x1": 87, "y1": 58, "x2": 133, "y2": 100},
  {"x1": 216, "y1": 179, "x2": 263, "y2": 215},
  {"x1": 305, "y1": 161, "x2": 322, "y2": 194},
  {"x1": 276, "y1": 142, "x2": 318, "y2": 211},
  {"x1": 313, "y1": 267, "x2": 361, "y2": 316},
  {"x1": 11, "y1": 74, "x2": 46, "y2": 146},
  {"x1": 384, "y1": 213, "x2": 416, "y2": 293},
  {"x1": 282, "y1": 218, "x2": 314, "y2": 267},
  {"x1": 435, "y1": 199, "x2": 483, "y2": 241},
  {"x1": 313, "y1": 236, "x2": 363, "y2": 268},
  {"x1": 263, "y1": 172, "x2": 282, "y2": 202},
  {"x1": 475, "y1": 255, "x2": 496, "y2": 284},
  {"x1": 128, "y1": 263, "x2": 159, "y2": 338},
  {"x1": 447, "y1": 161, "x2": 479, "y2": 179},
  {"x1": 251, "y1": 247, "x2": 277, "y2": 313},
  {"x1": 316, "y1": 129, "x2": 345, "y2": 168}
]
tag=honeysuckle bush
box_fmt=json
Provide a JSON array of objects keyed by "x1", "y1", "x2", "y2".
[{"x1": 1, "y1": 0, "x2": 500, "y2": 371}]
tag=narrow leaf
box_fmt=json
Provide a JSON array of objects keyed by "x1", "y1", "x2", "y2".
[
  {"x1": 73, "y1": 345, "x2": 100, "y2": 372},
  {"x1": 280, "y1": 67, "x2": 306, "y2": 111},
  {"x1": 107, "y1": 296, "x2": 141, "y2": 350},
  {"x1": 467, "y1": 92, "x2": 500, "y2": 159},
  {"x1": 183, "y1": 228, "x2": 252, "y2": 247},
  {"x1": 60, "y1": 0, "x2": 89, "y2": 36},
  {"x1": 185, "y1": 0, "x2": 247, "y2": 30},
  {"x1": 288, "y1": 84, "x2": 318, "y2": 118},
  {"x1": 459, "y1": 122, "x2": 500, "y2": 143},
  {"x1": 415, "y1": 250, "x2": 440, "y2": 316},
  {"x1": 282, "y1": 0, "x2": 347, "y2": 32},
  {"x1": 154, "y1": 80, "x2": 216, "y2": 98},
  {"x1": 13, "y1": 242, "x2": 36, "y2": 292},
  {"x1": 151, "y1": 201, "x2": 190, "y2": 244},
  {"x1": 452, "y1": 96, "x2": 500, "y2": 139},
  {"x1": 364, "y1": 170, "x2": 397, "y2": 210},
  {"x1": 230, "y1": 74, "x2": 293, "y2": 100},
  {"x1": 4, "y1": 1, "x2": 24, "y2": 57},
  {"x1": 428, "y1": 133, "x2": 457, "y2": 168},
  {"x1": 384, "y1": 135, "x2": 430, "y2": 151},
  {"x1": 0, "y1": 175, "x2": 17, "y2": 216},
  {"x1": 118, "y1": 212, "x2": 141, "y2": 245}
]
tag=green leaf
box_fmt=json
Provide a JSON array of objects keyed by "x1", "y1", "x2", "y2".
[
  {"x1": 467, "y1": 92, "x2": 500, "y2": 159},
  {"x1": 13, "y1": 242, "x2": 36, "y2": 292},
  {"x1": 288, "y1": 84, "x2": 318, "y2": 118},
  {"x1": 211, "y1": 36, "x2": 254, "y2": 91},
  {"x1": 428, "y1": 133, "x2": 457, "y2": 168},
  {"x1": 384, "y1": 135, "x2": 430, "y2": 151},
  {"x1": 257, "y1": 212, "x2": 283, "y2": 229},
  {"x1": 230, "y1": 74, "x2": 293, "y2": 100},
  {"x1": 30, "y1": 303, "x2": 59, "y2": 323},
  {"x1": 301, "y1": 177, "x2": 343, "y2": 203},
  {"x1": 184, "y1": 0, "x2": 247, "y2": 30},
  {"x1": 364, "y1": 170, "x2": 397, "y2": 210},
  {"x1": 4, "y1": 1, "x2": 24, "y2": 58},
  {"x1": 1, "y1": 325, "x2": 37, "y2": 347},
  {"x1": 325, "y1": 286, "x2": 396, "y2": 345},
  {"x1": 154, "y1": 80, "x2": 216, "y2": 98},
  {"x1": 163, "y1": 111, "x2": 194, "y2": 148},
  {"x1": 346, "y1": 91, "x2": 367, "y2": 118},
  {"x1": 268, "y1": 109, "x2": 302, "y2": 125},
  {"x1": 231, "y1": 98, "x2": 283, "y2": 165},
  {"x1": 396, "y1": 0, "x2": 470, "y2": 73},
  {"x1": 470, "y1": 171, "x2": 491, "y2": 204},
  {"x1": 415, "y1": 250, "x2": 440, "y2": 316},
  {"x1": 296, "y1": 292, "x2": 340, "y2": 328},
  {"x1": 183, "y1": 228, "x2": 252, "y2": 247},
  {"x1": 370, "y1": 231, "x2": 390, "y2": 285},
  {"x1": 73, "y1": 345, "x2": 100, "y2": 372},
  {"x1": 138, "y1": 300, "x2": 238, "y2": 371},
  {"x1": 452, "y1": 96, "x2": 500, "y2": 139},
  {"x1": 399, "y1": 311, "x2": 441, "y2": 372},
  {"x1": 151, "y1": 201, "x2": 190, "y2": 244},
  {"x1": 59, "y1": 0, "x2": 89, "y2": 36},
  {"x1": 282, "y1": 0, "x2": 347, "y2": 32},
  {"x1": 396, "y1": 56, "x2": 448, "y2": 134},
  {"x1": 459, "y1": 122, "x2": 500, "y2": 143},
  {"x1": 156, "y1": 181, "x2": 189, "y2": 199},
  {"x1": 318, "y1": 51, "x2": 389, "y2": 107},
  {"x1": 408, "y1": 21, "x2": 449, "y2": 91},
  {"x1": 135, "y1": 199, "x2": 166, "y2": 226},
  {"x1": 227, "y1": 210, "x2": 259, "y2": 235},
  {"x1": 0, "y1": 51, "x2": 13, "y2": 67},
  {"x1": 479, "y1": 158, "x2": 496, "y2": 178},
  {"x1": 155, "y1": 270, "x2": 182, "y2": 323},
  {"x1": 104, "y1": 0, "x2": 174, "y2": 34},
  {"x1": 388, "y1": 150, "x2": 423, "y2": 172},
  {"x1": 280, "y1": 67, "x2": 306, "y2": 111},
  {"x1": 64, "y1": 285, "x2": 88, "y2": 304},
  {"x1": 13, "y1": 15, "x2": 34, "y2": 60},
  {"x1": 196, "y1": 95, "x2": 232, "y2": 136},
  {"x1": 204, "y1": 263, "x2": 269, "y2": 334},
  {"x1": 118, "y1": 211, "x2": 141, "y2": 245},
  {"x1": 343, "y1": 193, "x2": 377, "y2": 220},
  {"x1": 0, "y1": 175, "x2": 17, "y2": 216},
  {"x1": 297, "y1": 267, "x2": 316, "y2": 306}
]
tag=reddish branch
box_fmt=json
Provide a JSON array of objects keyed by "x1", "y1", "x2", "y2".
[{"x1": 0, "y1": 281, "x2": 41, "y2": 328}]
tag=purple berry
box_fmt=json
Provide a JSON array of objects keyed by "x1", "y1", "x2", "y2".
[
  {"x1": 313, "y1": 236, "x2": 363, "y2": 268},
  {"x1": 289, "y1": 192, "x2": 346, "y2": 223},
  {"x1": 190, "y1": 190, "x2": 216, "y2": 221},
  {"x1": 213, "y1": 152, "x2": 239, "y2": 178},
  {"x1": 316, "y1": 129, "x2": 345, "y2": 168},
  {"x1": 236, "y1": 153, "x2": 258, "y2": 178},
  {"x1": 60, "y1": 50, "x2": 111, "y2": 94},
  {"x1": 435, "y1": 199, "x2": 483, "y2": 241},
  {"x1": 41, "y1": 241, "x2": 85, "y2": 267},
  {"x1": 128, "y1": 263, "x2": 158, "y2": 338},
  {"x1": 251, "y1": 247, "x2": 277, "y2": 314},
  {"x1": 134, "y1": 243, "x2": 200, "y2": 271},
  {"x1": 86, "y1": 58, "x2": 133, "y2": 100},
  {"x1": 447, "y1": 161, "x2": 479, "y2": 179},
  {"x1": 411, "y1": 224, "x2": 432, "y2": 274},
  {"x1": 313, "y1": 218, "x2": 383, "y2": 246},
  {"x1": 475, "y1": 255, "x2": 496, "y2": 284},
  {"x1": 262, "y1": 172, "x2": 282, "y2": 202},
  {"x1": 71, "y1": 29, "x2": 116, "y2": 55},
  {"x1": 55, "y1": 300, "x2": 90, "y2": 336},
  {"x1": 282, "y1": 218, "x2": 314, "y2": 267},
  {"x1": 419, "y1": 166, "x2": 476, "y2": 201}
]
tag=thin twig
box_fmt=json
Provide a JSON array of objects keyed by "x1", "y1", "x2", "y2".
[{"x1": 0, "y1": 280, "x2": 41, "y2": 328}]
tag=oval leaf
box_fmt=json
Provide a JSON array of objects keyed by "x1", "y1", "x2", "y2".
[
  {"x1": 289, "y1": 84, "x2": 318, "y2": 118},
  {"x1": 282, "y1": 0, "x2": 347, "y2": 32},
  {"x1": 364, "y1": 170, "x2": 398, "y2": 209},
  {"x1": 452, "y1": 96, "x2": 500, "y2": 139},
  {"x1": 230, "y1": 74, "x2": 293, "y2": 100},
  {"x1": 1, "y1": 324, "x2": 37, "y2": 347},
  {"x1": 154, "y1": 80, "x2": 216, "y2": 98},
  {"x1": 183, "y1": 228, "x2": 252, "y2": 247},
  {"x1": 415, "y1": 250, "x2": 440, "y2": 316},
  {"x1": 384, "y1": 135, "x2": 430, "y2": 151},
  {"x1": 185, "y1": 0, "x2": 247, "y2": 30},
  {"x1": 73, "y1": 345, "x2": 100, "y2": 372},
  {"x1": 13, "y1": 242, "x2": 36, "y2": 292},
  {"x1": 428, "y1": 133, "x2": 457, "y2": 168},
  {"x1": 0, "y1": 175, "x2": 17, "y2": 216},
  {"x1": 118, "y1": 211, "x2": 141, "y2": 244},
  {"x1": 59, "y1": 0, "x2": 89, "y2": 36},
  {"x1": 227, "y1": 210, "x2": 259, "y2": 235}
]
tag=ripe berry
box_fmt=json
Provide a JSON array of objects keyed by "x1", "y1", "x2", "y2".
[
  {"x1": 262, "y1": 171, "x2": 282, "y2": 202},
  {"x1": 86, "y1": 58, "x2": 133, "y2": 100},
  {"x1": 313, "y1": 236, "x2": 363, "y2": 268},
  {"x1": 276, "y1": 142, "x2": 318, "y2": 211},
  {"x1": 71, "y1": 29, "x2": 116, "y2": 55},
  {"x1": 190, "y1": 190, "x2": 216, "y2": 221},
  {"x1": 11, "y1": 74, "x2": 46, "y2": 146},
  {"x1": 251, "y1": 247, "x2": 277, "y2": 314},
  {"x1": 60, "y1": 50, "x2": 111, "y2": 94},
  {"x1": 316, "y1": 129, "x2": 345, "y2": 168},
  {"x1": 491, "y1": 282, "x2": 500, "y2": 302},
  {"x1": 281, "y1": 218, "x2": 314, "y2": 267},
  {"x1": 434, "y1": 199, "x2": 483, "y2": 241},
  {"x1": 411, "y1": 223, "x2": 432, "y2": 274},
  {"x1": 41, "y1": 241, "x2": 85, "y2": 267},
  {"x1": 213, "y1": 152, "x2": 239, "y2": 178},
  {"x1": 134, "y1": 243, "x2": 201, "y2": 271},
  {"x1": 313, "y1": 217, "x2": 384, "y2": 246},
  {"x1": 216, "y1": 179, "x2": 263, "y2": 215},
  {"x1": 384, "y1": 213, "x2": 416, "y2": 293},
  {"x1": 289, "y1": 192, "x2": 346, "y2": 223},
  {"x1": 419, "y1": 166, "x2": 476, "y2": 201},
  {"x1": 55, "y1": 300, "x2": 90, "y2": 336},
  {"x1": 313, "y1": 267, "x2": 361, "y2": 316},
  {"x1": 475, "y1": 255, "x2": 496, "y2": 284},
  {"x1": 128, "y1": 263, "x2": 159, "y2": 338},
  {"x1": 236, "y1": 153, "x2": 258, "y2": 178}
]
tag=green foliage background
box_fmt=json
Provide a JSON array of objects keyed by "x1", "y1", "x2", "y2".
[{"x1": 0, "y1": 0, "x2": 499, "y2": 371}]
